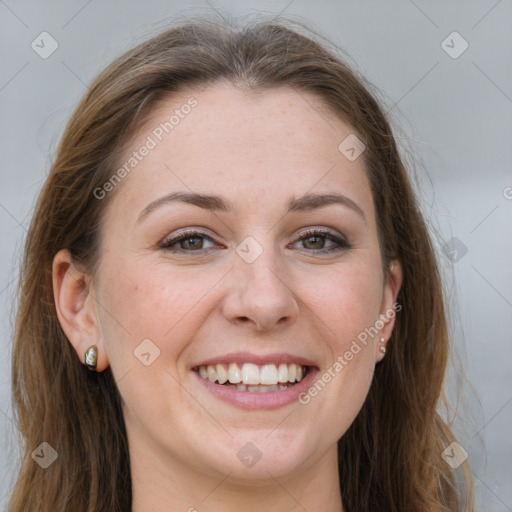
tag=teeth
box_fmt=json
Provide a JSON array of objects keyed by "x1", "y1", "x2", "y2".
[
  {"x1": 216, "y1": 364, "x2": 228, "y2": 384},
  {"x1": 242, "y1": 363, "x2": 260, "y2": 385},
  {"x1": 228, "y1": 363, "x2": 241, "y2": 384},
  {"x1": 196, "y1": 362, "x2": 307, "y2": 387},
  {"x1": 225, "y1": 383, "x2": 293, "y2": 392},
  {"x1": 288, "y1": 364, "x2": 296, "y2": 383},
  {"x1": 278, "y1": 363, "x2": 288, "y2": 383},
  {"x1": 260, "y1": 364, "x2": 278, "y2": 385},
  {"x1": 207, "y1": 366, "x2": 217, "y2": 383}
]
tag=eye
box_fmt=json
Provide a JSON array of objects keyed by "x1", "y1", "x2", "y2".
[
  {"x1": 159, "y1": 227, "x2": 351, "y2": 255},
  {"x1": 160, "y1": 229, "x2": 219, "y2": 252},
  {"x1": 290, "y1": 228, "x2": 351, "y2": 254}
]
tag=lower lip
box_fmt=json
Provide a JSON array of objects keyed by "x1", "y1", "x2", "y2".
[{"x1": 193, "y1": 368, "x2": 319, "y2": 410}]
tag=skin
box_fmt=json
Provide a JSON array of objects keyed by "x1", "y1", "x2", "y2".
[{"x1": 53, "y1": 82, "x2": 402, "y2": 512}]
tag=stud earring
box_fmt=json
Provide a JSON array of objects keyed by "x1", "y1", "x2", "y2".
[
  {"x1": 379, "y1": 337, "x2": 386, "y2": 354},
  {"x1": 84, "y1": 345, "x2": 98, "y2": 370}
]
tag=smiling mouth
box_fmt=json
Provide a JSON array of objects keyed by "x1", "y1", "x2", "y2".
[{"x1": 193, "y1": 362, "x2": 310, "y2": 393}]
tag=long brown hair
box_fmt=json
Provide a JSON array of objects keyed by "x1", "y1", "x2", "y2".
[{"x1": 9, "y1": 14, "x2": 473, "y2": 511}]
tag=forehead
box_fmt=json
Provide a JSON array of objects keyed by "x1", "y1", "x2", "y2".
[{"x1": 106, "y1": 83, "x2": 374, "y2": 223}]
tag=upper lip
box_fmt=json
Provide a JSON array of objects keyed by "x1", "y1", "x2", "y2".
[{"x1": 191, "y1": 351, "x2": 317, "y2": 369}]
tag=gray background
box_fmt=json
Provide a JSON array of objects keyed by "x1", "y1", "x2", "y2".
[{"x1": 1, "y1": 0, "x2": 511, "y2": 510}]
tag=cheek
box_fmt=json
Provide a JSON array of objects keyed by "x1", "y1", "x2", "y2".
[
  {"x1": 94, "y1": 258, "x2": 221, "y2": 427},
  {"x1": 295, "y1": 260, "x2": 381, "y2": 433},
  {"x1": 303, "y1": 258, "x2": 383, "y2": 345},
  {"x1": 95, "y1": 256, "x2": 224, "y2": 367}
]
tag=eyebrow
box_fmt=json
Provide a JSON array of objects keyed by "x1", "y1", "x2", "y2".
[{"x1": 136, "y1": 191, "x2": 366, "y2": 223}]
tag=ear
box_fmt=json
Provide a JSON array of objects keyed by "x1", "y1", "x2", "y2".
[
  {"x1": 52, "y1": 249, "x2": 109, "y2": 371},
  {"x1": 376, "y1": 259, "x2": 403, "y2": 362}
]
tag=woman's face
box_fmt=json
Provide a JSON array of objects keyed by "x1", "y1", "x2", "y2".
[{"x1": 85, "y1": 84, "x2": 401, "y2": 482}]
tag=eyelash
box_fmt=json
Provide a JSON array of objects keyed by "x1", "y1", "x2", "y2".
[{"x1": 159, "y1": 228, "x2": 351, "y2": 255}]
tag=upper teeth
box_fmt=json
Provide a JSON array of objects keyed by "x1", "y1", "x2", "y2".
[{"x1": 197, "y1": 363, "x2": 306, "y2": 385}]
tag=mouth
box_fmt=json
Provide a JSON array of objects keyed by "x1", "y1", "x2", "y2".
[
  {"x1": 191, "y1": 354, "x2": 318, "y2": 410},
  {"x1": 193, "y1": 362, "x2": 310, "y2": 393}
]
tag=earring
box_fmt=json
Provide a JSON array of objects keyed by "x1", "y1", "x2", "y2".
[
  {"x1": 379, "y1": 337, "x2": 386, "y2": 354},
  {"x1": 84, "y1": 345, "x2": 98, "y2": 370}
]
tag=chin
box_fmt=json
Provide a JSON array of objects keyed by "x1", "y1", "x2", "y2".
[{"x1": 194, "y1": 428, "x2": 317, "y2": 482}]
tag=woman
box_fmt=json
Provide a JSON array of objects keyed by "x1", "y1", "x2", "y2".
[{"x1": 9, "y1": 14, "x2": 473, "y2": 511}]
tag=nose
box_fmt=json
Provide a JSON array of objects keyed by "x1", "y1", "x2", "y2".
[{"x1": 221, "y1": 247, "x2": 300, "y2": 332}]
